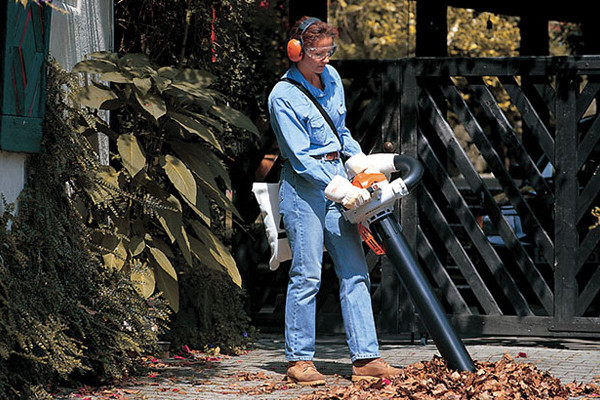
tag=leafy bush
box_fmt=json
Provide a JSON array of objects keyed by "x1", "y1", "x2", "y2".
[
  {"x1": 110, "y1": 0, "x2": 288, "y2": 353},
  {"x1": 167, "y1": 266, "x2": 257, "y2": 355},
  {"x1": 0, "y1": 62, "x2": 169, "y2": 400},
  {"x1": 69, "y1": 52, "x2": 258, "y2": 309},
  {"x1": 68, "y1": 51, "x2": 259, "y2": 352}
]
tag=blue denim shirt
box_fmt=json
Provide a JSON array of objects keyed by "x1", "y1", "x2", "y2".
[{"x1": 268, "y1": 64, "x2": 362, "y2": 190}]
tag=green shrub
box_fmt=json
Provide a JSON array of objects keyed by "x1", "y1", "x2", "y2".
[
  {"x1": 167, "y1": 266, "x2": 258, "y2": 355},
  {"x1": 0, "y1": 62, "x2": 169, "y2": 400}
]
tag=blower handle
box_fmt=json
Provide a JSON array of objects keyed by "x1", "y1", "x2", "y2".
[{"x1": 393, "y1": 155, "x2": 424, "y2": 191}]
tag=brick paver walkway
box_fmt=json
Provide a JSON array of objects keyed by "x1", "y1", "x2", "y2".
[{"x1": 54, "y1": 334, "x2": 600, "y2": 399}]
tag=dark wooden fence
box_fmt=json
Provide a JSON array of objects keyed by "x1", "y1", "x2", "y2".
[{"x1": 249, "y1": 56, "x2": 600, "y2": 338}]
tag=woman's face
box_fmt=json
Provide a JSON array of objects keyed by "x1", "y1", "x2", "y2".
[{"x1": 299, "y1": 36, "x2": 335, "y2": 75}]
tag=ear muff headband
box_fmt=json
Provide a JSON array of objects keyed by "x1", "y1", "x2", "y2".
[{"x1": 287, "y1": 17, "x2": 322, "y2": 62}]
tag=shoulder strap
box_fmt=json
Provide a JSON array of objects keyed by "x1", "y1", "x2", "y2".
[{"x1": 280, "y1": 77, "x2": 343, "y2": 150}]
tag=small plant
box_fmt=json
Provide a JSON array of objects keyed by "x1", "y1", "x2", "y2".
[{"x1": 589, "y1": 206, "x2": 600, "y2": 230}]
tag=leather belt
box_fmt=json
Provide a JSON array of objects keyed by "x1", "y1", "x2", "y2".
[{"x1": 311, "y1": 151, "x2": 340, "y2": 161}]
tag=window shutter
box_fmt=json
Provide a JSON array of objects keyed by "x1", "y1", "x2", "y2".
[{"x1": 0, "y1": 1, "x2": 52, "y2": 153}]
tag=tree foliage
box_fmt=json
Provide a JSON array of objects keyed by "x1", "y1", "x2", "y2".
[
  {"x1": 446, "y1": 8, "x2": 520, "y2": 57},
  {"x1": 329, "y1": 1, "x2": 581, "y2": 59},
  {"x1": 114, "y1": 0, "x2": 288, "y2": 144},
  {"x1": 329, "y1": 0, "x2": 416, "y2": 59}
]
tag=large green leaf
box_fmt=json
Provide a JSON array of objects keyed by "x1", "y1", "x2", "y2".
[
  {"x1": 99, "y1": 71, "x2": 134, "y2": 83},
  {"x1": 187, "y1": 111, "x2": 223, "y2": 133},
  {"x1": 131, "y1": 262, "x2": 156, "y2": 299},
  {"x1": 154, "y1": 265, "x2": 179, "y2": 312},
  {"x1": 129, "y1": 235, "x2": 145, "y2": 256},
  {"x1": 181, "y1": 189, "x2": 211, "y2": 226},
  {"x1": 144, "y1": 234, "x2": 175, "y2": 258},
  {"x1": 161, "y1": 154, "x2": 197, "y2": 205},
  {"x1": 117, "y1": 53, "x2": 153, "y2": 75},
  {"x1": 152, "y1": 74, "x2": 171, "y2": 93},
  {"x1": 117, "y1": 133, "x2": 146, "y2": 178},
  {"x1": 88, "y1": 51, "x2": 120, "y2": 63},
  {"x1": 157, "y1": 66, "x2": 181, "y2": 80},
  {"x1": 163, "y1": 68, "x2": 215, "y2": 101},
  {"x1": 154, "y1": 194, "x2": 182, "y2": 243},
  {"x1": 164, "y1": 87, "x2": 215, "y2": 110},
  {"x1": 201, "y1": 148, "x2": 233, "y2": 190},
  {"x1": 168, "y1": 141, "x2": 239, "y2": 221},
  {"x1": 72, "y1": 84, "x2": 118, "y2": 109},
  {"x1": 72, "y1": 59, "x2": 118, "y2": 74},
  {"x1": 133, "y1": 77, "x2": 153, "y2": 96},
  {"x1": 189, "y1": 220, "x2": 242, "y2": 287},
  {"x1": 210, "y1": 104, "x2": 259, "y2": 136},
  {"x1": 169, "y1": 112, "x2": 222, "y2": 152},
  {"x1": 170, "y1": 82, "x2": 216, "y2": 103},
  {"x1": 102, "y1": 239, "x2": 127, "y2": 271},
  {"x1": 189, "y1": 235, "x2": 227, "y2": 272},
  {"x1": 156, "y1": 196, "x2": 193, "y2": 267},
  {"x1": 148, "y1": 246, "x2": 177, "y2": 281},
  {"x1": 135, "y1": 90, "x2": 167, "y2": 121},
  {"x1": 198, "y1": 178, "x2": 242, "y2": 221},
  {"x1": 169, "y1": 142, "x2": 219, "y2": 188},
  {"x1": 169, "y1": 141, "x2": 231, "y2": 190}
]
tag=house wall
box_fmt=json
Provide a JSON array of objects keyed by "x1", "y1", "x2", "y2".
[
  {"x1": 0, "y1": 0, "x2": 113, "y2": 218},
  {"x1": 0, "y1": 152, "x2": 26, "y2": 215}
]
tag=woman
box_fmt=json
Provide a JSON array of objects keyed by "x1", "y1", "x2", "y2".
[{"x1": 268, "y1": 16, "x2": 400, "y2": 385}]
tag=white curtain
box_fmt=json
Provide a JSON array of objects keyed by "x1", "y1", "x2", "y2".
[
  {"x1": 49, "y1": 0, "x2": 113, "y2": 164},
  {"x1": 49, "y1": 0, "x2": 114, "y2": 71}
]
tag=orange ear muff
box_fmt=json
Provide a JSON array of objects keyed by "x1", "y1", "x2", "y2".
[
  {"x1": 287, "y1": 38, "x2": 303, "y2": 62},
  {"x1": 287, "y1": 17, "x2": 322, "y2": 62}
]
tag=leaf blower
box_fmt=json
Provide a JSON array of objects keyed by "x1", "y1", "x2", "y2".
[{"x1": 344, "y1": 154, "x2": 475, "y2": 372}]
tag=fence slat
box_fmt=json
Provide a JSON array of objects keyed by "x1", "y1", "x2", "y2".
[
  {"x1": 416, "y1": 226, "x2": 472, "y2": 314},
  {"x1": 500, "y1": 77, "x2": 556, "y2": 165}
]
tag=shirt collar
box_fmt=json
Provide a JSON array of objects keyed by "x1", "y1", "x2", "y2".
[{"x1": 285, "y1": 64, "x2": 336, "y2": 98}]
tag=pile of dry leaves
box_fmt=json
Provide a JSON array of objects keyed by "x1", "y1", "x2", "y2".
[{"x1": 295, "y1": 354, "x2": 600, "y2": 400}]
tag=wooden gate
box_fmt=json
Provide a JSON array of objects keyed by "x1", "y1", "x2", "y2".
[{"x1": 333, "y1": 56, "x2": 600, "y2": 337}]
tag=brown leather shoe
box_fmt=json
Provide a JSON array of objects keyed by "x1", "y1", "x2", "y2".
[
  {"x1": 352, "y1": 358, "x2": 401, "y2": 382},
  {"x1": 287, "y1": 361, "x2": 326, "y2": 386}
]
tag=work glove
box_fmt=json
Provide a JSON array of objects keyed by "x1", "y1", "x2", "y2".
[
  {"x1": 345, "y1": 152, "x2": 398, "y2": 179},
  {"x1": 344, "y1": 152, "x2": 374, "y2": 178},
  {"x1": 325, "y1": 175, "x2": 372, "y2": 209},
  {"x1": 364, "y1": 153, "x2": 397, "y2": 179}
]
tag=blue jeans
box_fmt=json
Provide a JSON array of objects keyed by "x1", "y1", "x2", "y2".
[{"x1": 279, "y1": 159, "x2": 381, "y2": 362}]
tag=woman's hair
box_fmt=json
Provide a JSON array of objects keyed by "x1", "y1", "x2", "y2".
[{"x1": 289, "y1": 16, "x2": 338, "y2": 49}]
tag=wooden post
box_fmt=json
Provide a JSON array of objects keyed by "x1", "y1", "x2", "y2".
[
  {"x1": 554, "y1": 65, "x2": 578, "y2": 324},
  {"x1": 416, "y1": 0, "x2": 447, "y2": 57},
  {"x1": 519, "y1": 14, "x2": 549, "y2": 56}
]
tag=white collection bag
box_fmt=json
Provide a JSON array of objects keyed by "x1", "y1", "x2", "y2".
[{"x1": 252, "y1": 182, "x2": 292, "y2": 270}]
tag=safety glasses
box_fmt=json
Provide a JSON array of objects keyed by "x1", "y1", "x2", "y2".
[{"x1": 304, "y1": 44, "x2": 337, "y2": 61}]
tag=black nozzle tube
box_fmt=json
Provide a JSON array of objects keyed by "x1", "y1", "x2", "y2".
[
  {"x1": 393, "y1": 155, "x2": 424, "y2": 190},
  {"x1": 371, "y1": 214, "x2": 475, "y2": 372}
]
